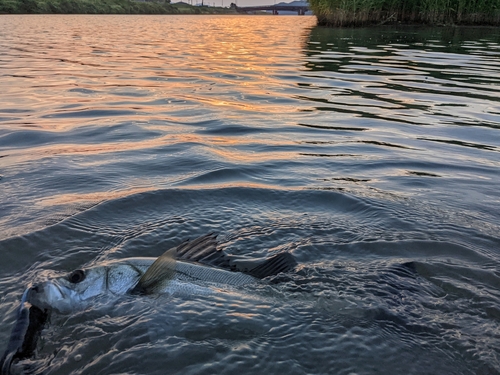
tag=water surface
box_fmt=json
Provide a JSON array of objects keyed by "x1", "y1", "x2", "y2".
[{"x1": 1, "y1": 15, "x2": 500, "y2": 375}]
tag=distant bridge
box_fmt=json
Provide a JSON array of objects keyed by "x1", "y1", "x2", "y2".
[{"x1": 231, "y1": 3, "x2": 309, "y2": 15}]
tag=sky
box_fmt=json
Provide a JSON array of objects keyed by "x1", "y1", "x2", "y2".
[{"x1": 172, "y1": 0, "x2": 297, "y2": 8}]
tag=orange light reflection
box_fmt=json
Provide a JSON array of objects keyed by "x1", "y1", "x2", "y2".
[{"x1": 4, "y1": 132, "x2": 298, "y2": 165}]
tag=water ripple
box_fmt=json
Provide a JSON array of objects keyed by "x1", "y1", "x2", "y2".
[{"x1": 0, "y1": 15, "x2": 499, "y2": 375}]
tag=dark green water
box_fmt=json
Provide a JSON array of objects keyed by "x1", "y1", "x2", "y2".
[{"x1": 0, "y1": 15, "x2": 499, "y2": 375}]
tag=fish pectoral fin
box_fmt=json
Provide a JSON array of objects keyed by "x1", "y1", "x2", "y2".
[
  {"x1": 245, "y1": 252, "x2": 298, "y2": 279},
  {"x1": 130, "y1": 247, "x2": 177, "y2": 295}
]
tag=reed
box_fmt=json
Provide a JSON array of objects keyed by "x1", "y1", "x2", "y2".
[{"x1": 309, "y1": 0, "x2": 500, "y2": 26}]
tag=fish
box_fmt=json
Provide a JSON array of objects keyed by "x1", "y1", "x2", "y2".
[
  {"x1": 26, "y1": 233, "x2": 297, "y2": 314},
  {"x1": 0, "y1": 234, "x2": 296, "y2": 374}
]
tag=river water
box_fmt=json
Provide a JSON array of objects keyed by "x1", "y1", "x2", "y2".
[{"x1": 0, "y1": 15, "x2": 499, "y2": 375}]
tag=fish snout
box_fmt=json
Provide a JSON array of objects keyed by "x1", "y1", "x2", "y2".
[
  {"x1": 26, "y1": 281, "x2": 77, "y2": 313},
  {"x1": 26, "y1": 282, "x2": 59, "y2": 311}
]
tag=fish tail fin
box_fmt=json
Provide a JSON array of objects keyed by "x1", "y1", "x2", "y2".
[{"x1": 247, "y1": 252, "x2": 297, "y2": 279}]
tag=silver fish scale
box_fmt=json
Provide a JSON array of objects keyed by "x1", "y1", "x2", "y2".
[{"x1": 174, "y1": 261, "x2": 257, "y2": 287}]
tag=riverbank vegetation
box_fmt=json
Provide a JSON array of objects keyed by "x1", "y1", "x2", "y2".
[
  {"x1": 0, "y1": 0, "x2": 235, "y2": 14},
  {"x1": 309, "y1": 0, "x2": 500, "y2": 26}
]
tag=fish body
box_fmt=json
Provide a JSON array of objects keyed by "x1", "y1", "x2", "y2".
[
  {"x1": 28, "y1": 257, "x2": 258, "y2": 313},
  {"x1": 27, "y1": 234, "x2": 296, "y2": 314}
]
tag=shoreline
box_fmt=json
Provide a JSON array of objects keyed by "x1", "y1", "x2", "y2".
[
  {"x1": 314, "y1": 14, "x2": 500, "y2": 27},
  {"x1": 0, "y1": 0, "x2": 238, "y2": 15}
]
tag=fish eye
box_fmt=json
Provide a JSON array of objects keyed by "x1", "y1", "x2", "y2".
[{"x1": 68, "y1": 269, "x2": 86, "y2": 284}]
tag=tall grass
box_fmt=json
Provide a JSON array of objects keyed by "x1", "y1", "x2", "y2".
[{"x1": 309, "y1": 0, "x2": 500, "y2": 26}]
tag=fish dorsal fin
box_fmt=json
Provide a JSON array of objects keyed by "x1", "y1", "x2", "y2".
[
  {"x1": 175, "y1": 233, "x2": 297, "y2": 279},
  {"x1": 175, "y1": 233, "x2": 220, "y2": 261},
  {"x1": 245, "y1": 252, "x2": 297, "y2": 279},
  {"x1": 175, "y1": 233, "x2": 234, "y2": 269},
  {"x1": 131, "y1": 247, "x2": 177, "y2": 295}
]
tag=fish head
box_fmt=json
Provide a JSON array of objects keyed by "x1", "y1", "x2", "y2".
[{"x1": 28, "y1": 267, "x2": 108, "y2": 314}]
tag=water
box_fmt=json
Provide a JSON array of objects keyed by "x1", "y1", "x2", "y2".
[{"x1": 1, "y1": 15, "x2": 500, "y2": 375}]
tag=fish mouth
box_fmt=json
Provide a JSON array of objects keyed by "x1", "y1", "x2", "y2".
[{"x1": 0, "y1": 294, "x2": 49, "y2": 375}]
